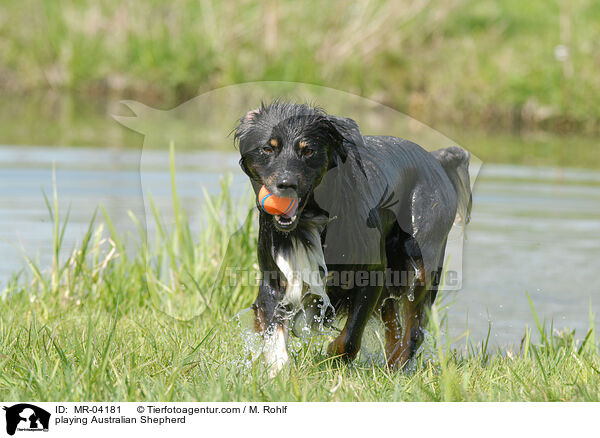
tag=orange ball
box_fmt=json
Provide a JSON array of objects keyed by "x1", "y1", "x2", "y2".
[{"x1": 258, "y1": 186, "x2": 297, "y2": 216}]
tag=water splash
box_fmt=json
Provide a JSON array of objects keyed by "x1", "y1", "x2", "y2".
[{"x1": 232, "y1": 299, "x2": 444, "y2": 373}]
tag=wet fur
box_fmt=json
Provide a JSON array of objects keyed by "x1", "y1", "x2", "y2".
[{"x1": 235, "y1": 101, "x2": 471, "y2": 373}]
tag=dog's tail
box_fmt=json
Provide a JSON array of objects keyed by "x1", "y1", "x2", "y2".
[{"x1": 431, "y1": 146, "x2": 472, "y2": 228}]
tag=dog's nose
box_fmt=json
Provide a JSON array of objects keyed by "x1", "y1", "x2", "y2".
[{"x1": 276, "y1": 176, "x2": 298, "y2": 195}]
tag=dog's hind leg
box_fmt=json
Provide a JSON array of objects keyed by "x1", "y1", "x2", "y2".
[
  {"x1": 427, "y1": 237, "x2": 448, "y2": 306},
  {"x1": 383, "y1": 235, "x2": 451, "y2": 369},
  {"x1": 382, "y1": 269, "x2": 429, "y2": 370},
  {"x1": 380, "y1": 230, "x2": 430, "y2": 370},
  {"x1": 381, "y1": 297, "x2": 402, "y2": 363},
  {"x1": 398, "y1": 282, "x2": 428, "y2": 367}
]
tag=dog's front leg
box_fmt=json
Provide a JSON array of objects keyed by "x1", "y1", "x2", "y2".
[
  {"x1": 327, "y1": 278, "x2": 383, "y2": 361},
  {"x1": 262, "y1": 319, "x2": 289, "y2": 376},
  {"x1": 253, "y1": 274, "x2": 289, "y2": 376}
]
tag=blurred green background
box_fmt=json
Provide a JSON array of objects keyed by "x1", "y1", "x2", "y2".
[{"x1": 1, "y1": 0, "x2": 599, "y2": 166}]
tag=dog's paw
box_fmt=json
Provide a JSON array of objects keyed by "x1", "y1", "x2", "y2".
[
  {"x1": 327, "y1": 336, "x2": 359, "y2": 362},
  {"x1": 262, "y1": 325, "x2": 289, "y2": 377},
  {"x1": 265, "y1": 355, "x2": 288, "y2": 378}
]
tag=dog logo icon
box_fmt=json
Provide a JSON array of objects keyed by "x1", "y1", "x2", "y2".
[{"x1": 2, "y1": 404, "x2": 50, "y2": 435}]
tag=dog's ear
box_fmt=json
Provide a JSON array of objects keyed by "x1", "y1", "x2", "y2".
[
  {"x1": 326, "y1": 116, "x2": 364, "y2": 147},
  {"x1": 235, "y1": 108, "x2": 263, "y2": 183},
  {"x1": 238, "y1": 156, "x2": 251, "y2": 176},
  {"x1": 234, "y1": 108, "x2": 261, "y2": 152},
  {"x1": 241, "y1": 108, "x2": 260, "y2": 124},
  {"x1": 325, "y1": 115, "x2": 365, "y2": 169}
]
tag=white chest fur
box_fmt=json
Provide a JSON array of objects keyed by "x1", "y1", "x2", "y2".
[{"x1": 272, "y1": 219, "x2": 329, "y2": 310}]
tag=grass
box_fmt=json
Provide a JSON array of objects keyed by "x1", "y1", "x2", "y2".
[
  {"x1": 0, "y1": 147, "x2": 598, "y2": 402},
  {"x1": 1, "y1": 0, "x2": 600, "y2": 133}
]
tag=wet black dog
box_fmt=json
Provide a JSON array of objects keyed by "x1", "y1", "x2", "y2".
[{"x1": 235, "y1": 101, "x2": 471, "y2": 372}]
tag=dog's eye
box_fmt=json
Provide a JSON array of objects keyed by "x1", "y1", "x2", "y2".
[
  {"x1": 262, "y1": 146, "x2": 274, "y2": 154},
  {"x1": 304, "y1": 148, "x2": 315, "y2": 158}
]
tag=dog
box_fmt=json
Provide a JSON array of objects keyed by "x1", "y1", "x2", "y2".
[{"x1": 235, "y1": 101, "x2": 471, "y2": 373}]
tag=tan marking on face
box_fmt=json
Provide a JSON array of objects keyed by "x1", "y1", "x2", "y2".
[
  {"x1": 298, "y1": 140, "x2": 307, "y2": 150},
  {"x1": 269, "y1": 138, "x2": 279, "y2": 147}
]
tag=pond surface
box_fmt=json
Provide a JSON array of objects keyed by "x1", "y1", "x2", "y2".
[{"x1": 1, "y1": 144, "x2": 598, "y2": 349}]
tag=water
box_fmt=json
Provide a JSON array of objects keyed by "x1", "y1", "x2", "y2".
[{"x1": 1, "y1": 144, "x2": 599, "y2": 349}]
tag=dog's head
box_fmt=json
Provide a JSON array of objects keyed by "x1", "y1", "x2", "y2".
[{"x1": 235, "y1": 101, "x2": 362, "y2": 232}]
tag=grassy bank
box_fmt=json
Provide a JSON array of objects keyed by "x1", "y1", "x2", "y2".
[
  {"x1": 1, "y1": 151, "x2": 598, "y2": 401},
  {"x1": 1, "y1": 0, "x2": 600, "y2": 133}
]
